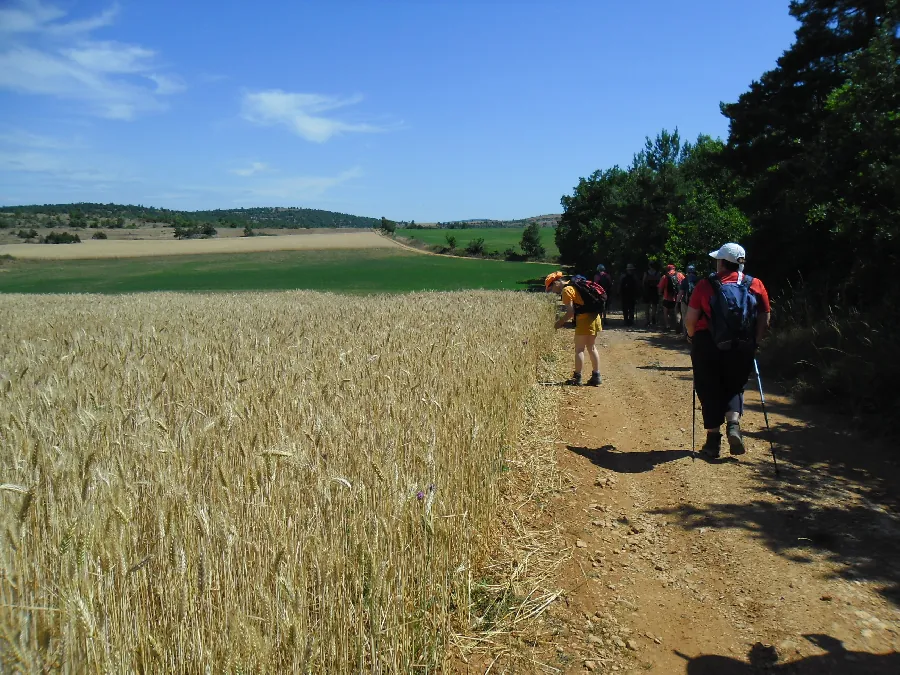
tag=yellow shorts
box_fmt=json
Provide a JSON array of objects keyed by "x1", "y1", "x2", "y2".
[{"x1": 575, "y1": 313, "x2": 602, "y2": 336}]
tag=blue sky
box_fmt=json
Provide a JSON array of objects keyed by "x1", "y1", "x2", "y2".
[{"x1": 0, "y1": 1, "x2": 799, "y2": 221}]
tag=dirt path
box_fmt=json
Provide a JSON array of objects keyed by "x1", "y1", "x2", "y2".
[{"x1": 533, "y1": 319, "x2": 900, "y2": 673}]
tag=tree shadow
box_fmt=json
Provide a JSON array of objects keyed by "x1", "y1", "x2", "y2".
[
  {"x1": 636, "y1": 332, "x2": 693, "y2": 354},
  {"x1": 637, "y1": 364, "x2": 693, "y2": 372},
  {"x1": 678, "y1": 635, "x2": 899, "y2": 674},
  {"x1": 651, "y1": 404, "x2": 900, "y2": 604},
  {"x1": 567, "y1": 445, "x2": 692, "y2": 473}
]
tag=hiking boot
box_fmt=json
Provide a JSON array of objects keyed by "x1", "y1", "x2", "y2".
[
  {"x1": 565, "y1": 373, "x2": 582, "y2": 386},
  {"x1": 727, "y1": 421, "x2": 746, "y2": 455},
  {"x1": 586, "y1": 372, "x2": 602, "y2": 386},
  {"x1": 699, "y1": 433, "x2": 722, "y2": 459}
]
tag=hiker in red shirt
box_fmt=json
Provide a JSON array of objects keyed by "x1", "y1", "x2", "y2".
[
  {"x1": 657, "y1": 264, "x2": 685, "y2": 333},
  {"x1": 684, "y1": 243, "x2": 771, "y2": 459}
]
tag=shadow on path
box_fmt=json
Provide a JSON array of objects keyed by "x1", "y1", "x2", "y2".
[
  {"x1": 567, "y1": 445, "x2": 691, "y2": 473},
  {"x1": 652, "y1": 406, "x2": 900, "y2": 604},
  {"x1": 678, "y1": 635, "x2": 899, "y2": 674}
]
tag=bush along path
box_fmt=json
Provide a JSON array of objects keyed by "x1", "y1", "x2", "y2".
[{"x1": 529, "y1": 318, "x2": 900, "y2": 674}]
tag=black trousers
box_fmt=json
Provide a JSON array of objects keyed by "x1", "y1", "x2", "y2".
[
  {"x1": 621, "y1": 297, "x2": 636, "y2": 325},
  {"x1": 691, "y1": 330, "x2": 754, "y2": 429}
]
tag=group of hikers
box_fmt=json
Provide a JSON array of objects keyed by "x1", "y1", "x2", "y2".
[
  {"x1": 589, "y1": 261, "x2": 701, "y2": 332},
  {"x1": 546, "y1": 242, "x2": 771, "y2": 459}
]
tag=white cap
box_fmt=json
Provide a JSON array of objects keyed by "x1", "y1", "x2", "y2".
[{"x1": 709, "y1": 243, "x2": 746, "y2": 263}]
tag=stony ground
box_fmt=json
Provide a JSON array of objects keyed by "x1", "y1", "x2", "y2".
[{"x1": 513, "y1": 318, "x2": 900, "y2": 674}]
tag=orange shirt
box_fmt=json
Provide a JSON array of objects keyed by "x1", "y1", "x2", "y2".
[{"x1": 561, "y1": 285, "x2": 584, "y2": 307}]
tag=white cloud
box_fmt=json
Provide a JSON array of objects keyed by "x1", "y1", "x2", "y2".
[
  {"x1": 0, "y1": 2, "x2": 184, "y2": 120},
  {"x1": 0, "y1": 128, "x2": 83, "y2": 149},
  {"x1": 0, "y1": 1, "x2": 119, "y2": 36},
  {"x1": 148, "y1": 73, "x2": 186, "y2": 95},
  {"x1": 0, "y1": 150, "x2": 123, "y2": 183},
  {"x1": 230, "y1": 161, "x2": 269, "y2": 177},
  {"x1": 241, "y1": 90, "x2": 385, "y2": 143},
  {"x1": 63, "y1": 41, "x2": 155, "y2": 74},
  {"x1": 237, "y1": 167, "x2": 363, "y2": 201}
]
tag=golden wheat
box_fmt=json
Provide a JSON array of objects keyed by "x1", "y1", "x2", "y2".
[
  {"x1": 0, "y1": 290, "x2": 554, "y2": 672},
  {"x1": 0, "y1": 231, "x2": 400, "y2": 259}
]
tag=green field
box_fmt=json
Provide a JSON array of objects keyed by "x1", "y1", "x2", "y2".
[
  {"x1": 400, "y1": 227, "x2": 559, "y2": 257},
  {"x1": 0, "y1": 248, "x2": 558, "y2": 294}
]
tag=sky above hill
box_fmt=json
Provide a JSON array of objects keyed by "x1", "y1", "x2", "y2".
[{"x1": 0, "y1": 0, "x2": 799, "y2": 220}]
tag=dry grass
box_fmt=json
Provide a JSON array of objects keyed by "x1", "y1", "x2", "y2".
[
  {"x1": 0, "y1": 290, "x2": 555, "y2": 672},
  {"x1": 450, "y1": 338, "x2": 569, "y2": 672},
  {"x1": 0, "y1": 231, "x2": 400, "y2": 259}
]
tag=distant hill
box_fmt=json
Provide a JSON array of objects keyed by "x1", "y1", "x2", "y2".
[
  {"x1": 0, "y1": 203, "x2": 380, "y2": 229},
  {"x1": 407, "y1": 214, "x2": 560, "y2": 230},
  {"x1": 0, "y1": 203, "x2": 559, "y2": 231}
]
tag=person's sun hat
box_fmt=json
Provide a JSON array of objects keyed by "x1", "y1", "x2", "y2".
[
  {"x1": 544, "y1": 271, "x2": 564, "y2": 290},
  {"x1": 626, "y1": 263, "x2": 636, "y2": 270},
  {"x1": 687, "y1": 264, "x2": 696, "y2": 272},
  {"x1": 596, "y1": 264, "x2": 606, "y2": 272},
  {"x1": 709, "y1": 243, "x2": 746, "y2": 263}
]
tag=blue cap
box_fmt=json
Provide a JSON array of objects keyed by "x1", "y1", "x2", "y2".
[
  {"x1": 596, "y1": 264, "x2": 606, "y2": 272},
  {"x1": 687, "y1": 264, "x2": 696, "y2": 272}
]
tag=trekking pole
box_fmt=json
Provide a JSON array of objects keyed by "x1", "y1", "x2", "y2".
[
  {"x1": 691, "y1": 386, "x2": 696, "y2": 462},
  {"x1": 753, "y1": 358, "x2": 779, "y2": 476}
]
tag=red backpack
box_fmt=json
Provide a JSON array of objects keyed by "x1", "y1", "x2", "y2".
[{"x1": 568, "y1": 277, "x2": 607, "y2": 314}]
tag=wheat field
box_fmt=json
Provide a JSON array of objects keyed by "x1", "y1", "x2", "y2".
[
  {"x1": 0, "y1": 231, "x2": 400, "y2": 259},
  {"x1": 0, "y1": 290, "x2": 554, "y2": 672}
]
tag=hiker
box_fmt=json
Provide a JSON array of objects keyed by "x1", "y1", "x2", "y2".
[
  {"x1": 642, "y1": 263, "x2": 661, "y2": 327},
  {"x1": 679, "y1": 264, "x2": 698, "y2": 336},
  {"x1": 658, "y1": 264, "x2": 685, "y2": 332},
  {"x1": 684, "y1": 243, "x2": 771, "y2": 458},
  {"x1": 619, "y1": 263, "x2": 639, "y2": 327},
  {"x1": 546, "y1": 271, "x2": 603, "y2": 386},
  {"x1": 593, "y1": 264, "x2": 613, "y2": 320}
]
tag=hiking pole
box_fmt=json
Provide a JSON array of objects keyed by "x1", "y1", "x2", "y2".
[
  {"x1": 752, "y1": 358, "x2": 779, "y2": 476},
  {"x1": 691, "y1": 386, "x2": 696, "y2": 462}
]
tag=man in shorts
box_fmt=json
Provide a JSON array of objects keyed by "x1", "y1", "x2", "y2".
[{"x1": 546, "y1": 271, "x2": 602, "y2": 386}]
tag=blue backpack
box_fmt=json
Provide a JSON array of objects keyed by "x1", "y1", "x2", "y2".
[{"x1": 707, "y1": 273, "x2": 757, "y2": 351}]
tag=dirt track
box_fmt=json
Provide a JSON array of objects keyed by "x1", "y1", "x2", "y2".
[{"x1": 532, "y1": 316, "x2": 900, "y2": 673}]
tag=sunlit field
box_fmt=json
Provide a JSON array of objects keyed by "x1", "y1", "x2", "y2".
[
  {"x1": 0, "y1": 248, "x2": 557, "y2": 294},
  {"x1": 400, "y1": 227, "x2": 559, "y2": 257},
  {"x1": 0, "y1": 231, "x2": 398, "y2": 259},
  {"x1": 0, "y1": 290, "x2": 554, "y2": 672}
]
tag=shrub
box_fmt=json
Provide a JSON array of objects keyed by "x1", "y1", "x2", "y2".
[
  {"x1": 41, "y1": 231, "x2": 81, "y2": 244},
  {"x1": 16, "y1": 229, "x2": 38, "y2": 240},
  {"x1": 465, "y1": 238, "x2": 486, "y2": 256},
  {"x1": 92, "y1": 231, "x2": 108, "y2": 240}
]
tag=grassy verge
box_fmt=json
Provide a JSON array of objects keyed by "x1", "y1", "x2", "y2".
[
  {"x1": 0, "y1": 248, "x2": 558, "y2": 294},
  {"x1": 760, "y1": 301, "x2": 896, "y2": 426}
]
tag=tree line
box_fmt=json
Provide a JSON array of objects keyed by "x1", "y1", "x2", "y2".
[
  {"x1": 557, "y1": 0, "x2": 899, "y2": 421},
  {"x1": 0, "y1": 204, "x2": 380, "y2": 230},
  {"x1": 557, "y1": 0, "x2": 898, "y2": 311}
]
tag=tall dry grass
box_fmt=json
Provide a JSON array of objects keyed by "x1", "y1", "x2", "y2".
[{"x1": 0, "y1": 290, "x2": 554, "y2": 672}]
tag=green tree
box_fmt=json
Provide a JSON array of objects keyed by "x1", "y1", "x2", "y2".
[
  {"x1": 465, "y1": 238, "x2": 486, "y2": 256},
  {"x1": 380, "y1": 217, "x2": 396, "y2": 235},
  {"x1": 520, "y1": 222, "x2": 546, "y2": 259},
  {"x1": 445, "y1": 234, "x2": 457, "y2": 250},
  {"x1": 720, "y1": 0, "x2": 897, "y2": 301},
  {"x1": 69, "y1": 209, "x2": 86, "y2": 228}
]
